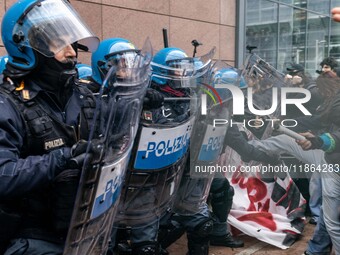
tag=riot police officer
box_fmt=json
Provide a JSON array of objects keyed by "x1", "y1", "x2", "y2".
[
  {"x1": 0, "y1": 0, "x2": 99, "y2": 253},
  {"x1": 155, "y1": 47, "x2": 217, "y2": 255},
  {"x1": 114, "y1": 46, "x2": 213, "y2": 255},
  {"x1": 63, "y1": 37, "x2": 153, "y2": 255}
]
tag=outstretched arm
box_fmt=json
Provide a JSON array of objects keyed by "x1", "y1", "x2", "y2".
[{"x1": 225, "y1": 125, "x2": 280, "y2": 164}]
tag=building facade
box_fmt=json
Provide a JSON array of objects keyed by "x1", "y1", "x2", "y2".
[
  {"x1": 1, "y1": 0, "x2": 340, "y2": 76},
  {"x1": 237, "y1": 0, "x2": 340, "y2": 77},
  {"x1": 0, "y1": 0, "x2": 237, "y2": 66}
]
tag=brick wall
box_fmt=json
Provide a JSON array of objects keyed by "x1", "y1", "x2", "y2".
[{"x1": 0, "y1": 0, "x2": 236, "y2": 66}]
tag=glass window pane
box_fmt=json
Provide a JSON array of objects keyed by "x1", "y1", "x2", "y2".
[
  {"x1": 331, "y1": 0, "x2": 340, "y2": 8},
  {"x1": 330, "y1": 0, "x2": 340, "y2": 65},
  {"x1": 305, "y1": 13, "x2": 329, "y2": 77},
  {"x1": 245, "y1": 0, "x2": 278, "y2": 67},
  {"x1": 308, "y1": 0, "x2": 329, "y2": 15},
  {"x1": 278, "y1": 6, "x2": 294, "y2": 72},
  {"x1": 243, "y1": 0, "x2": 340, "y2": 75}
]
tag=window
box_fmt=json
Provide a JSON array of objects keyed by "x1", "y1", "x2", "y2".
[{"x1": 242, "y1": 0, "x2": 340, "y2": 77}]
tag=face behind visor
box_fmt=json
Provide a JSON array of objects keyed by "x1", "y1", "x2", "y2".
[{"x1": 151, "y1": 47, "x2": 215, "y2": 88}]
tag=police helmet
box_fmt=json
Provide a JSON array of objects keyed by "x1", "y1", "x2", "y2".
[
  {"x1": 76, "y1": 63, "x2": 92, "y2": 79},
  {"x1": 213, "y1": 67, "x2": 247, "y2": 89},
  {"x1": 151, "y1": 47, "x2": 215, "y2": 89},
  {"x1": 151, "y1": 47, "x2": 193, "y2": 85},
  {"x1": 91, "y1": 37, "x2": 141, "y2": 85},
  {"x1": 1, "y1": 0, "x2": 99, "y2": 71},
  {"x1": 212, "y1": 65, "x2": 247, "y2": 102}
]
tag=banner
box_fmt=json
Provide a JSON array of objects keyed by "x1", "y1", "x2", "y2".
[{"x1": 221, "y1": 144, "x2": 306, "y2": 249}]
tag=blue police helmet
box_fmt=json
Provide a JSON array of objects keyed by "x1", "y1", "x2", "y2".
[
  {"x1": 213, "y1": 67, "x2": 247, "y2": 88},
  {"x1": 76, "y1": 63, "x2": 92, "y2": 79},
  {"x1": 1, "y1": 0, "x2": 99, "y2": 71},
  {"x1": 91, "y1": 37, "x2": 139, "y2": 85},
  {"x1": 212, "y1": 67, "x2": 247, "y2": 102},
  {"x1": 0, "y1": 56, "x2": 9, "y2": 73},
  {"x1": 151, "y1": 47, "x2": 190, "y2": 85}
]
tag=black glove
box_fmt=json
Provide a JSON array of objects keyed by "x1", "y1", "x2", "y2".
[
  {"x1": 242, "y1": 150, "x2": 281, "y2": 165},
  {"x1": 69, "y1": 139, "x2": 104, "y2": 168},
  {"x1": 306, "y1": 136, "x2": 324, "y2": 150},
  {"x1": 261, "y1": 152, "x2": 282, "y2": 165},
  {"x1": 143, "y1": 88, "x2": 164, "y2": 110}
]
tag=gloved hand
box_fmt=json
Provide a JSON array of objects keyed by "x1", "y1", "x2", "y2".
[
  {"x1": 262, "y1": 152, "x2": 282, "y2": 166},
  {"x1": 306, "y1": 136, "x2": 324, "y2": 150},
  {"x1": 296, "y1": 132, "x2": 323, "y2": 150},
  {"x1": 143, "y1": 88, "x2": 164, "y2": 110},
  {"x1": 68, "y1": 139, "x2": 104, "y2": 168},
  {"x1": 242, "y1": 150, "x2": 281, "y2": 165}
]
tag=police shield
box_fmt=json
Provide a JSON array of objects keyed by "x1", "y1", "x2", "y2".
[
  {"x1": 113, "y1": 48, "x2": 215, "y2": 229},
  {"x1": 173, "y1": 60, "x2": 232, "y2": 215},
  {"x1": 63, "y1": 39, "x2": 153, "y2": 255},
  {"x1": 239, "y1": 53, "x2": 287, "y2": 140}
]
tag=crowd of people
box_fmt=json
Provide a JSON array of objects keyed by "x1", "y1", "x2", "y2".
[{"x1": 0, "y1": 1, "x2": 340, "y2": 255}]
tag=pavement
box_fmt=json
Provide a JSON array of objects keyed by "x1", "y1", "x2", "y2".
[{"x1": 166, "y1": 218, "x2": 334, "y2": 255}]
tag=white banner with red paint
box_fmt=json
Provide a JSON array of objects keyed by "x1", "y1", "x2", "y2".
[{"x1": 220, "y1": 147, "x2": 306, "y2": 249}]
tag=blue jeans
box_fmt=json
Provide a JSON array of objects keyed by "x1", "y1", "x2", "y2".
[
  {"x1": 321, "y1": 171, "x2": 340, "y2": 255},
  {"x1": 309, "y1": 171, "x2": 322, "y2": 220},
  {"x1": 172, "y1": 205, "x2": 211, "y2": 232},
  {"x1": 249, "y1": 135, "x2": 340, "y2": 254},
  {"x1": 130, "y1": 221, "x2": 159, "y2": 244},
  {"x1": 306, "y1": 207, "x2": 332, "y2": 255}
]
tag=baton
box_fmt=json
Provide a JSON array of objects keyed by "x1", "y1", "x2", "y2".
[{"x1": 273, "y1": 123, "x2": 306, "y2": 140}]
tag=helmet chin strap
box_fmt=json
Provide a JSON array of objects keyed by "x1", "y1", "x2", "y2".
[{"x1": 2, "y1": 62, "x2": 31, "y2": 81}]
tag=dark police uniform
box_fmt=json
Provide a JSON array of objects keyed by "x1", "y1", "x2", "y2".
[{"x1": 0, "y1": 78, "x2": 95, "y2": 254}]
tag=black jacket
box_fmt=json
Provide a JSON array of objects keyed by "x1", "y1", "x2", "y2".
[
  {"x1": 0, "y1": 78, "x2": 95, "y2": 243},
  {"x1": 321, "y1": 91, "x2": 340, "y2": 165},
  {"x1": 224, "y1": 125, "x2": 278, "y2": 164}
]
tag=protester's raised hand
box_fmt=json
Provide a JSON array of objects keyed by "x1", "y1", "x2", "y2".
[
  {"x1": 296, "y1": 132, "x2": 323, "y2": 150},
  {"x1": 331, "y1": 7, "x2": 340, "y2": 22}
]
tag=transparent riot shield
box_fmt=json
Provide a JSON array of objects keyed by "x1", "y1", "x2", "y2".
[
  {"x1": 173, "y1": 60, "x2": 232, "y2": 215},
  {"x1": 113, "y1": 48, "x2": 215, "y2": 229},
  {"x1": 239, "y1": 53, "x2": 287, "y2": 140},
  {"x1": 63, "y1": 39, "x2": 153, "y2": 255}
]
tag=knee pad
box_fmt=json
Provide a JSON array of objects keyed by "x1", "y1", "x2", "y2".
[
  {"x1": 210, "y1": 177, "x2": 230, "y2": 194},
  {"x1": 192, "y1": 218, "x2": 214, "y2": 238},
  {"x1": 158, "y1": 222, "x2": 185, "y2": 249}
]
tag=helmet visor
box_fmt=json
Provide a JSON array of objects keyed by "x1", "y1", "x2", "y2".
[
  {"x1": 100, "y1": 37, "x2": 153, "y2": 87},
  {"x1": 99, "y1": 50, "x2": 143, "y2": 82},
  {"x1": 167, "y1": 58, "x2": 195, "y2": 76},
  {"x1": 13, "y1": 0, "x2": 99, "y2": 57},
  {"x1": 151, "y1": 47, "x2": 215, "y2": 88}
]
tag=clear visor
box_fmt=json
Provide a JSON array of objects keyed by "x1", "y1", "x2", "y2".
[
  {"x1": 151, "y1": 47, "x2": 215, "y2": 87},
  {"x1": 241, "y1": 53, "x2": 285, "y2": 116},
  {"x1": 167, "y1": 58, "x2": 195, "y2": 76},
  {"x1": 101, "y1": 38, "x2": 153, "y2": 88},
  {"x1": 241, "y1": 54, "x2": 286, "y2": 89},
  {"x1": 13, "y1": 0, "x2": 99, "y2": 57},
  {"x1": 103, "y1": 51, "x2": 142, "y2": 79}
]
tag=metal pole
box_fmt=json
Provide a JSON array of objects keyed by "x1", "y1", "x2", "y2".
[{"x1": 163, "y1": 28, "x2": 169, "y2": 48}]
